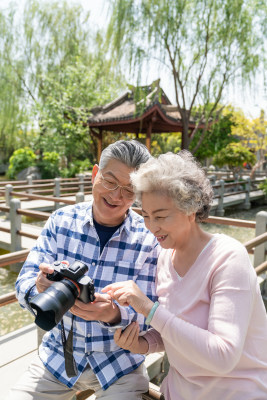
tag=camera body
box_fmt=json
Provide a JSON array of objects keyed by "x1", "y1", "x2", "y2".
[{"x1": 47, "y1": 261, "x2": 95, "y2": 303}]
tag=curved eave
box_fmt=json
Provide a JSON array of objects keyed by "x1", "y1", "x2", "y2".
[{"x1": 87, "y1": 103, "x2": 202, "y2": 133}]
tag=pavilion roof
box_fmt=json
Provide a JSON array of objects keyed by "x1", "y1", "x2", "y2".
[{"x1": 87, "y1": 80, "x2": 201, "y2": 133}]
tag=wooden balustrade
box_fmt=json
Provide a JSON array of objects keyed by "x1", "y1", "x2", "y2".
[
  {"x1": 0, "y1": 208, "x2": 267, "y2": 309},
  {"x1": 16, "y1": 209, "x2": 51, "y2": 220},
  {"x1": 0, "y1": 249, "x2": 30, "y2": 267}
]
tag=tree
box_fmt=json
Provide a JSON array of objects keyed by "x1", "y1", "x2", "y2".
[
  {"x1": 0, "y1": 0, "x2": 125, "y2": 165},
  {"x1": 249, "y1": 110, "x2": 267, "y2": 178},
  {"x1": 213, "y1": 142, "x2": 256, "y2": 174},
  {"x1": 0, "y1": 8, "x2": 33, "y2": 163},
  {"x1": 189, "y1": 106, "x2": 238, "y2": 161},
  {"x1": 107, "y1": 0, "x2": 266, "y2": 151},
  {"x1": 229, "y1": 108, "x2": 267, "y2": 177},
  {"x1": 36, "y1": 56, "x2": 124, "y2": 165}
]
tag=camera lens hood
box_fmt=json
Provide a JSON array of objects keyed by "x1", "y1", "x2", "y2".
[{"x1": 30, "y1": 279, "x2": 79, "y2": 331}]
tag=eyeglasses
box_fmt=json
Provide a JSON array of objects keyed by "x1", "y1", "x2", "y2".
[{"x1": 99, "y1": 172, "x2": 135, "y2": 199}]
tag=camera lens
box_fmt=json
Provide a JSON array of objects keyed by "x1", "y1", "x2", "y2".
[{"x1": 30, "y1": 279, "x2": 79, "y2": 331}]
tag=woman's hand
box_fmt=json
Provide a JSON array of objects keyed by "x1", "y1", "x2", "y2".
[
  {"x1": 114, "y1": 322, "x2": 149, "y2": 354},
  {"x1": 70, "y1": 293, "x2": 121, "y2": 324},
  {"x1": 102, "y1": 280, "x2": 154, "y2": 317}
]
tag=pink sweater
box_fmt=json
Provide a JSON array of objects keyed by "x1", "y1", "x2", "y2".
[{"x1": 145, "y1": 234, "x2": 267, "y2": 400}]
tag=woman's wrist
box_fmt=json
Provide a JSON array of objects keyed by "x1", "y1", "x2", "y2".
[
  {"x1": 145, "y1": 301, "x2": 160, "y2": 325},
  {"x1": 141, "y1": 299, "x2": 155, "y2": 317}
]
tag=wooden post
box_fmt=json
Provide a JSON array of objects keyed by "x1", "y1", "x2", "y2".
[
  {"x1": 5, "y1": 184, "x2": 13, "y2": 207},
  {"x1": 10, "y1": 198, "x2": 22, "y2": 272},
  {"x1": 209, "y1": 175, "x2": 216, "y2": 198},
  {"x1": 209, "y1": 175, "x2": 216, "y2": 186},
  {"x1": 76, "y1": 192, "x2": 85, "y2": 203},
  {"x1": 254, "y1": 211, "x2": 267, "y2": 268},
  {"x1": 78, "y1": 174, "x2": 84, "y2": 193},
  {"x1": 26, "y1": 175, "x2": 33, "y2": 194},
  {"x1": 244, "y1": 177, "x2": 251, "y2": 210},
  {"x1": 216, "y1": 179, "x2": 225, "y2": 216},
  {"x1": 53, "y1": 178, "x2": 61, "y2": 210}
]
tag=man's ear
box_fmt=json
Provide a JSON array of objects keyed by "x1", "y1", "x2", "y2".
[{"x1": 92, "y1": 164, "x2": 99, "y2": 184}]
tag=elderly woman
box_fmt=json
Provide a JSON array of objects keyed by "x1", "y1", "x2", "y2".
[{"x1": 103, "y1": 151, "x2": 267, "y2": 400}]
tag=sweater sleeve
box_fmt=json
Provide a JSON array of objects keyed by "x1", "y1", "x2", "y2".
[
  {"x1": 143, "y1": 328, "x2": 165, "y2": 353},
  {"x1": 150, "y1": 244, "x2": 256, "y2": 375}
]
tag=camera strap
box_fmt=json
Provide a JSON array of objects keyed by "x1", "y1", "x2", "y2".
[{"x1": 61, "y1": 315, "x2": 78, "y2": 377}]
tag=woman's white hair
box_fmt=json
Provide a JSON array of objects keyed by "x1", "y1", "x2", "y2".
[{"x1": 130, "y1": 151, "x2": 214, "y2": 222}]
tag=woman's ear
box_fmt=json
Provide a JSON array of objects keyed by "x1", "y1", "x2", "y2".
[{"x1": 92, "y1": 164, "x2": 99, "y2": 184}]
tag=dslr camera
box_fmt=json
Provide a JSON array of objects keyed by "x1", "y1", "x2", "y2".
[{"x1": 30, "y1": 261, "x2": 95, "y2": 331}]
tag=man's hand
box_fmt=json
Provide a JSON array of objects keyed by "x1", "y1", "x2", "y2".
[
  {"x1": 36, "y1": 262, "x2": 56, "y2": 293},
  {"x1": 114, "y1": 322, "x2": 149, "y2": 354},
  {"x1": 70, "y1": 292, "x2": 121, "y2": 324}
]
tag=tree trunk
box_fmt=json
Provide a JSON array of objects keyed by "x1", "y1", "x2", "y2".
[
  {"x1": 250, "y1": 159, "x2": 265, "y2": 180},
  {"x1": 181, "y1": 118, "x2": 190, "y2": 150}
]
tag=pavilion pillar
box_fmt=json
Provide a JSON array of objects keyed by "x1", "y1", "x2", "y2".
[{"x1": 146, "y1": 122, "x2": 152, "y2": 153}]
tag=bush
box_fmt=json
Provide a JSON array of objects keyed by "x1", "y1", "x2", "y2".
[
  {"x1": 60, "y1": 159, "x2": 93, "y2": 178},
  {"x1": 7, "y1": 148, "x2": 37, "y2": 179},
  {"x1": 38, "y1": 151, "x2": 60, "y2": 179},
  {"x1": 213, "y1": 143, "x2": 256, "y2": 172},
  {"x1": 259, "y1": 180, "x2": 267, "y2": 195}
]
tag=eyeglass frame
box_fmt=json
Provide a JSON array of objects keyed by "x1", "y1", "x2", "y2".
[{"x1": 98, "y1": 171, "x2": 135, "y2": 199}]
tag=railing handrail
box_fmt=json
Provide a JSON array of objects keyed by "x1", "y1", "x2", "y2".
[
  {"x1": 1, "y1": 227, "x2": 267, "y2": 307},
  {"x1": 0, "y1": 175, "x2": 92, "y2": 187},
  {"x1": 10, "y1": 191, "x2": 75, "y2": 204}
]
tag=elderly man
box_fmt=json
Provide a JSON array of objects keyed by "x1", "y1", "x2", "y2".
[{"x1": 9, "y1": 140, "x2": 159, "y2": 400}]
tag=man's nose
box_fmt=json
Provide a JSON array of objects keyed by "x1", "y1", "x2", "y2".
[{"x1": 110, "y1": 186, "x2": 123, "y2": 199}]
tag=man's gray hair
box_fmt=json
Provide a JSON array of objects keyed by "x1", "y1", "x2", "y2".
[
  {"x1": 131, "y1": 151, "x2": 214, "y2": 222},
  {"x1": 99, "y1": 140, "x2": 150, "y2": 170}
]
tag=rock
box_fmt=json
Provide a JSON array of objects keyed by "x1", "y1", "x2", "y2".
[{"x1": 17, "y1": 166, "x2": 41, "y2": 180}]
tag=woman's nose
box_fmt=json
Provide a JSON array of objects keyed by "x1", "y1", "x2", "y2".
[{"x1": 145, "y1": 219, "x2": 159, "y2": 234}]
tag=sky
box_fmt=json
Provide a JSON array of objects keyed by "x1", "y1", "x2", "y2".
[{"x1": 1, "y1": 0, "x2": 266, "y2": 119}]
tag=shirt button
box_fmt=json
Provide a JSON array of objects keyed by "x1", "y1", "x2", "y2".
[{"x1": 92, "y1": 262, "x2": 96, "y2": 266}]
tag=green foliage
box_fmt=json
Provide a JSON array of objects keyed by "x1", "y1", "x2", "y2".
[
  {"x1": 7, "y1": 148, "x2": 36, "y2": 179},
  {"x1": 37, "y1": 151, "x2": 60, "y2": 179},
  {"x1": 36, "y1": 55, "x2": 124, "y2": 164},
  {"x1": 0, "y1": 0, "x2": 125, "y2": 164},
  {"x1": 107, "y1": 0, "x2": 266, "y2": 150},
  {"x1": 60, "y1": 159, "x2": 93, "y2": 178},
  {"x1": 213, "y1": 143, "x2": 256, "y2": 172},
  {"x1": 259, "y1": 180, "x2": 267, "y2": 196},
  {"x1": 151, "y1": 133, "x2": 181, "y2": 156},
  {"x1": 190, "y1": 106, "x2": 238, "y2": 160}
]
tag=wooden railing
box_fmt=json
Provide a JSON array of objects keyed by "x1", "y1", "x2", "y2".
[
  {"x1": 0, "y1": 175, "x2": 265, "y2": 216},
  {"x1": 0, "y1": 174, "x2": 92, "y2": 205},
  {"x1": 1, "y1": 209, "x2": 267, "y2": 308}
]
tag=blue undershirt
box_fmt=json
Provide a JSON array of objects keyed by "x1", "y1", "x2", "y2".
[{"x1": 93, "y1": 218, "x2": 123, "y2": 253}]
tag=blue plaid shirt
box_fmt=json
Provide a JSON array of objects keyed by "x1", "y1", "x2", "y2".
[{"x1": 15, "y1": 201, "x2": 159, "y2": 390}]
